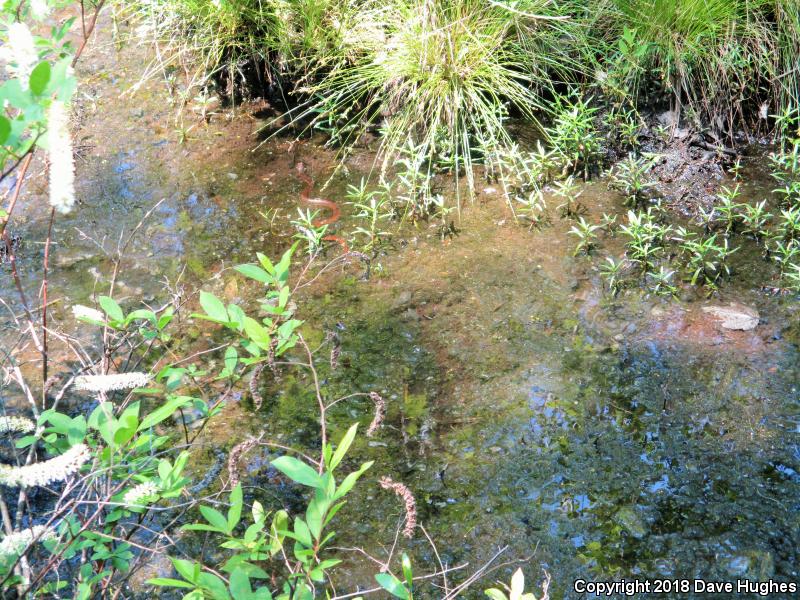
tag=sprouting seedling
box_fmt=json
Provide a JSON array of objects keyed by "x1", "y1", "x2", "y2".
[
  {"x1": 552, "y1": 175, "x2": 585, "y2": 219},
  {"x1": 515, "y1": 187, "x2": 548, "y2": 229},
  {"x1": 290, "y1": 208, "x2": 327, "y2": 255},
  {"x1": 600, "y1": 212, "x2": 617, "y2": 234},
  {"x1": 729, "y1": 156, "x2": 743, "y2": 179},
  {"x1": 608, "y1": 153, "x2": 656, "y2": 207},
  {"x1": 778, "y1": 205, "x2": 800, "y2": 242},
  {"x1": 738, "y1": 200, "x2": 772, "y2": 240},
  {"x1": 568, "y1": 217, "x2": 601, "y2": 256},
  {"x1": 647, "y1": 266, "x2": 677, "y2": 296},
  {"x1": 771, "y1": 239, "x2": 799, "y2": 276},
  {"x1": 600, "y1": 256, "x2": 625, "y2": 295},
  {"x1": 714, "y1": 183, "x2": 742, "y2": 234}
]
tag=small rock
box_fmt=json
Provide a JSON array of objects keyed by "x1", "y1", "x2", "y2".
[
  {"x1": 702, "y1": 303, "x2": 760, "y2": 330},
  {"x1": 392, "y1": 290, "x2": 413, "y2": 311},
  {"x1": 226, "y1": 172, "x2": 238, "y2": 180}
]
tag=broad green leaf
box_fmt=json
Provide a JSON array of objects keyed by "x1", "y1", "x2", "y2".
[
  {"x1": 256, "y1": 253, "x2": 275, "y2": 274},
  {"x1": 138, "y1": 396, "x2": 191, "y2": 431},
  {"x1": 243, "y1": 317, "x2": 271, "y2": 350},
  {"x1": 330, "y1": 423, "x2": 358, "y2": 471},
  {"x1": 199, "y1": 291, "x2": 228, "y2": 322},
  {"x1": 228, "y1": 484, "x2": 243, "y2": 531},
  {"x1": 229, "y1": 568, "x2": 253, "y2": 600},
  {"x1": 29, "y1": 61, "x2": 51, "y2": 95},
  {"x1": 271, "y1": 456, "x2": 323, "y2": 489},
  {"x1": 98, "y1": 296, "x2": 124, "y2": 322},
  {"x1": 305, "y1": 498, "x2": 325, "y2": 541},
  {"x1": 375, "y1": 573, "x2": 410, "y2": 599},
  {"x1": 200, "y1": 506, "x2": 231, "y2": 533},
  {"x1": 0, "y1": 116, "x2": 10, "y2": 145},
  {"x1": 147, "y1": 578, "x2": 195, "y2": 589},
  {"x1": 171, "y1": 558, "x2": 200, "y2": 584},
  {"x1": 333, "y1": 461, "x2": 373, "y2": 501},
  {"x1": 402, "y1": 554, "x2": 413, "y2": 589},
  {"x1": 235, "y1": 264, "x2": 270, "y2": 283}
]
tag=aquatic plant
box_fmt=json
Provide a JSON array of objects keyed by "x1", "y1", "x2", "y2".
[
  {"x1": 515, "y1": 187, "x2": 549, "y2": 229},
  {"x1": 290, "y1": 0, "x2": 572, "y2": 202},
  {"x1": 777, "y1": 205, "x2": 800, "y2": 242},
  {"x1": 647, "y1": 265, "x2": 678, "y2": 296},
  {"x1": 485, "y1": 568, "x2": 551, "y2": 600},
  {"x1": 611, "y1": 0, "x2": 773, "y2": 137},
  {"x1": 600, "y1": 212, "x2": 617, "y2": 234},
  {"x1": 620, "y1": 209, "x2": 671, "y2": 271},
  {"x1": 348, "y1": 178, "x2": 394, "y2": 250},
  {"x1": 546, "y1": 91, "x2": 602, "y2": 179},
  {"x1": 291, "y1": 207, "x2": 327, "y2": 255},
  {"x1": 738, "y1": 200, "x2": 772, "y2": 240},
  {"x1": 568, "y1": 216, "x2": 602, "y2": 256},
  {"x1": 607, "y1": 153, "x2": 657, "y2": 207},
  {"x1": 680, "y1": 233, "x2": 738, "y2": 287},
  {"x1": 600, "y1": 256, "x2": 626, "y2": 295},
  {"x1": 770, "y1": 238, "x2": 800, "y2": 277},
  {"x1": 713, "y1": 183, "x2": 742, "y2": 234},
  {"x1": 552, "y1": 175, "x2": 585, "y2": 219}
]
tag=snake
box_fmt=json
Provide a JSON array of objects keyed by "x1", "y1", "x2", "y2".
[{"x1": 295, "y1": 162, "x2": 349, "y2": 254}]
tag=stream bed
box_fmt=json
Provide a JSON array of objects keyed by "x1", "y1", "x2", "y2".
[{"x1": 1, "y1": 32, "x2": 799, "y2": 600}]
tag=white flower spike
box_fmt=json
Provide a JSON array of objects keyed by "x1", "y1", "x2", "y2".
[{"x1": 74, "y1": 372, "x2": 152, "y2": 393}]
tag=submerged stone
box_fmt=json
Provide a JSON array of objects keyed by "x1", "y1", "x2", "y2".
[{"x1": 701, "y1": 303, "x2": 760, "y2": 330}]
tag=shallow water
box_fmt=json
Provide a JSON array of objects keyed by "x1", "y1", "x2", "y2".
[{"x1": 1, "y1": 33, "x2": 799, "y2": 600}]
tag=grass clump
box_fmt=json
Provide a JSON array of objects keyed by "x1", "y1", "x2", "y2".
[{"x1": 295, "y1": 0, "x2": 571, "y2": 195}]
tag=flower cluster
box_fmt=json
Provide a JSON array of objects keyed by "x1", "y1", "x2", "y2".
[
  {"x1": 74, "y1": 372, "x2": 152, "y2": 393},
  {"x1": 72, "y1": 305, "x2": 105, "y2": 322},
  {"x1": 29, "y1": 0, "x2": 50, "y2": 20},
  {"x1": 0, "y1": 526, "x2": 54, "y2": 559},
  {"x1": 123, "y1": 481, "x2": 159, "y2": 507},
  {"x1": 1, "y1": 23, "x2": 37, "y2": 89},
  {"x1": 378, "y1": 476, "x2": 417, "y2": 538},
  {"x1": 366, "y1": 392, "x2": 385, "y2": 437},
  {"x1": 47, "y1": 101, "x2": 77, "y2": 214},
  {"x1": 0, "y1": 444, "x2": 90, "y2": 487},
  {"x1": 0, "y1": 416, "x2": 36, "y2": 435}
]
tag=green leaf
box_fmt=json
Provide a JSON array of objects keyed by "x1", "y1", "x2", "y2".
[
  {"x1": 243, "y1": 317, "x2": 271, "y2": 350},
  {"x1": 0, "y1": 116, "x2": 10, "y2": 145},
  {"x1": 98, "y1": 296, "x2": 124, "y2": 322},
  {"x1": 271, "y1": 456, "x2": 323, "y2": 489},
  {"x1": 330, "y1": 423, "x2": 358, "y2": 471},
  {"x1": 200, "y1": 506, "x2": 231, "y2": 533},
  {"x1": 229, "y1": 568, "x2": 253, "y2": 600},
  {"x1": 138, "y1": 396, "x2": 191, "y2": 431},
  {"x1": 199, "y1": 291, "x2": 229, "y2": 322},
  {"x1": 29, "y1": 61, "x2": 51, "y2": 96},
  {"x1": 292, "y1": 518, "x2": 312, "y2": 547},
  {"x1": 305, "y1": 498, "x2": 325, "y2": 541},
  {"x1": 255, "y1": 253, "x2": 275, "y2": 275},
  {"x1": 228, "y1": 484, "x2": 243, "y2": 531},
  {"x1": 333, "y1": 461, "x2": 373, "y2": 501},
  {"x1": 375, "y1": 573, "x2": 410, "y2": 599},
  {"x1": 402, "y1": 554, "x2": 413, "y2": 589},
  {"x1": 235, "y1": 264, "x2": 270, "y2": 283},
  {"x1": 171, "y1": 558, "x2": 200, "y2": 584}
]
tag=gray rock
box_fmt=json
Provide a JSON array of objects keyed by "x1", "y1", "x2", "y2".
[{"x1": 702, "y1": 303, "x2": 760, "y2": 330}]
